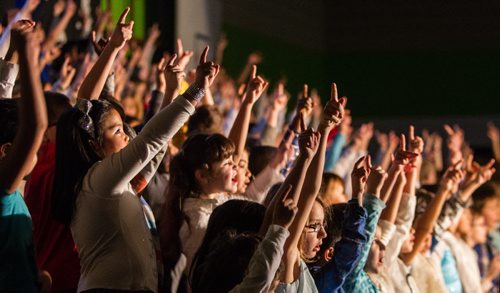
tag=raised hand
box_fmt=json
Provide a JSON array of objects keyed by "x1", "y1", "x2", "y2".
[
  {"x1": 156, "y1": 57, "x2": 167, "y2": 93},
  {"x1": 319, "y1": 83, "x2": 347, "y2": 131},
  {"x1": 59, "y1": 56, "x2": 76, "y2": 90},
  {"x1": 353, "y1": 122, "x2": 374, "y2": 151},
  {"x1": 195, "y1": 46, "x2": 220, "y2": 89},
  {"x1": 444, "y1": 124, "x2": 464, "y2": 154},
  {"x1": 91, "y1": 30, "x2": 109, "y2": 56},
  {"x1": 272, "y1": 82, "x2": 288, "y2": 111},
  {"x1": 366, "y1": 157, "x2": 388, "y2": 197},
  {"x1": 297, "y1": 84, "x2": 313, "y2": 117},
  {"x1": 351, "y1": 155, "x2": 371, "y2": 202},
  {"x1": 487, "y1": 122, "x2": 500, "y2": 143},
  {"x1": 461, "y1": 155, "x2": 496, "y2": 189},
  {"x1": 272, "y1": 184, "x2": 298, "y2": 229},
  {"x1": 244, "y1": 65, "x2": 269, "y2": 104},
  {"x1": 10, "y1": 20, "x2": 37, "y2": 58},
  {"x1": 440, "y1": 160, "x2": 465, "y2": 192},
  {"x1": 390, "y1": 134, "x2": 418, "y2": 172},
  {"x1": 408, "y1": 125, "x2": 424, "y2": 155},
  {"x1": 6, "y1": 19, "x2": 36, "y2": 61},
  {"x1": 164, "y1": 54, "x2": 186, "y2": 94},
  {"x1": 298, "y1": 128, "x2": 321, "y2": 159},
  {"x1": 176, "y1": 38, "x2": 194, "y2": 71},
  {"x1": 109, "y1": 7, "x2": 134, "y2": 50}
]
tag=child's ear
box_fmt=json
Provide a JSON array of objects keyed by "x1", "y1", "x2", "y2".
[
  {"x1": 195, "y1": 168, "x2": 209, "y2": 186},
  {"x1": 0, "y1": 143, "x2": 12, "y2": 160},
  {"x1": 324, "y1": 247, "x2": 334, "y2": 262}
]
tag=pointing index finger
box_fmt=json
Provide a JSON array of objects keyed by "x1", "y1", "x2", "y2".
[
  {"x1": 330, "y1": 82, "x2": 338, "y2": 102},
  {"x1": 177, "y1": 38, "x2": 183, "y2": 55},
  {"x1": 118, "y1": 7, "x2": 130, "y2": 24},
  {"x1": 250, "y1": 65, "x2": 257, "y2": 79},
  {"x1": 199, "y1": 46, "x2": 209, "y2": 65},
  {"x1": 303, "y1": 84, "x2": 308, "y2": 99},
  {"x1": 400, "y1": 134, "x2": 406, "y2": 151},
  {"x1": 167, "y1": 53, "x2": 177, "y2": 66}
]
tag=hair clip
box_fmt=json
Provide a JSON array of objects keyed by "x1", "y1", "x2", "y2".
[{"x1": 76, "y1": 99, "x2": 95, "y2": 139}]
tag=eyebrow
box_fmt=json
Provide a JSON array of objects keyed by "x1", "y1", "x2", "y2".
[{"x1": 108, "y1": 123, "x2": 123, "y2": 129}]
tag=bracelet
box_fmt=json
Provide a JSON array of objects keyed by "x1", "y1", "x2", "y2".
[{"x1": 183, "y1": 83, "x2": 206, "y2": 101}]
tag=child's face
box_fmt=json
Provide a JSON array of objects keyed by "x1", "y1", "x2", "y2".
[
  {"x1": 207, "y1": 156, "x2": 238, "y2": 194},
  {"x1": 457, "y1": 209, "x2": 472, "y2": 238},
  {"x1": 366, "y1": 227, "x2": 385, "y2": 274},
  {"x1": 97, "y1": 109, "x2": 130, "y2": 158},
  {"x1": 236, "y1": 151, "x2": 252, "y2": 194},
  {"x1": 400, "y1": 228, "x2": 416, "y2": 254},
  {"x1": 323, "y1": 180, "x2": 346, "y2": 206},
  {"x1": 472, "y1": 215, "x2": 488, "y2": 244},
  {"x1": 301, "y1": 201, "x2": 327, "y2": 259},
  {"x1": 481, "y1": 198, "x2": 499, "y2": 231}
]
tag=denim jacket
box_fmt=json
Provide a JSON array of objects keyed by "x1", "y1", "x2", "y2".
[
  {"x1": 341, "y1": 193, "x2": 385, "y2": 293},
  {"x1": 311, "y1": 198, "x2": 368, "y2": 293}
]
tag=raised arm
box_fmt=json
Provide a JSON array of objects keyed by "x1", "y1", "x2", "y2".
[
  {"x1": 487, "y1": 122, "x2": 500, "y2": 161},
  {"x1": 258, "y1": 131, "x2": 314, "y2": 236},
  {"x1": 400, "y1": 160, "x2": 465, "y2": 265},
  {"x1": 78, "y1": 7, "x2": 133, "y2": 100},
  {"x1": 458, "y1": 154, "x2": 495, "y2": 202},
  {"x1": 231, "y1": 186, "x2": 296, "y2": 293},
  {"x1": 0, "y1": 21, "x2": 47, "y2": 194},
  {"x1": 229, "y1": 65, "x2": 268, "y2": 163},
  {"x1": 41, "y1": 0, "x2": 77, "y2": 53},
  {"x1": 444, "y1": 124, "x2": 464, "y2": 166},
  {"x1": 282, "y1": 83, "x2": 346, "y2": 283},
  {"x1": 90, "y1": 47, "x2": 219, "y2": 194}
]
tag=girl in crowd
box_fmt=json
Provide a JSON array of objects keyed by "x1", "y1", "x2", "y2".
[{"x1": 51, "y1": 7, "x2": 219, "y2": 292}]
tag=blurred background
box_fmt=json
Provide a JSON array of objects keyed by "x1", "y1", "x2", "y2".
[{"x1": 1, "y1": 0, "x2": 499, "y2": 148}]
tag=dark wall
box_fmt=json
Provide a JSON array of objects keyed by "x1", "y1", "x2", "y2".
[{"x1": 222, "y1": 0, "x2": 500, "y2": 117}]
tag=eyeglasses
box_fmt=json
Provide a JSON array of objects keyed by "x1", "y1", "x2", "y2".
[{"x1": 305, "y1": 222, "x2": 327, "y2": 233}]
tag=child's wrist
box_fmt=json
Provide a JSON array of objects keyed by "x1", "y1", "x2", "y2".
[{"x1": 183, "y1": 82, "x2": 206, "y2": 101}]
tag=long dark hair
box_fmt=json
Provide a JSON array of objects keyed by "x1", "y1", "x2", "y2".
[
  {"x1": 51, "y1": 99, "x2": 123, "y2": 224},
  {"x1": 192, "y1": 230, "x2": 262, "y2": 293},
  {"x1": 159, "y1": 133, "x2": 235, "y2": 266},
  {"x1": 190, "y1": 200, "x2": 265, "y2": 291}
]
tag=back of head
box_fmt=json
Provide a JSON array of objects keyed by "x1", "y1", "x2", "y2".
[
  {"x1": 319, "y1": 172, "x2": 345, "y2": 205},
  {"x1": 193, "y1": 230, "x2": 261, "y2": 293},
  {"x1": 249, "y1": 145, "x2": 277, "y2": 176},
  {"x1": 52, "y1": 99, "x2": 120, "y2": 224},
  {"x1": 187, "y1": 105, "x2": 224, "y2": 136},
  {"x1": 0, "y1": 98, "x2": 18, "y2": 145},
  {"x1": 44, "y1": 92, "x2": 72, "y2": 126},
  {"x1": 471, "y1": 182, "x2": 499, "y2": 214},
  {"x1": 190, "y1": 200, "x2": 265, "y2": 290}
]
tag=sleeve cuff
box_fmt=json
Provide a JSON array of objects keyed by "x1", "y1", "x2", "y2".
[
  {"x1": 174, "y1": 96, "x2": 196, "y2": 115},
  {"x1": 378, "y1": 219, "x2": 396, "y2": 246},
  {"x1": 0, "y1": 58, "x2": 19, "y2": 85}
]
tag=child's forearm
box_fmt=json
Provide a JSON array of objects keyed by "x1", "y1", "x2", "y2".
[{"x1": 78, "y1": 46, "x2": 120, "y2": 100}]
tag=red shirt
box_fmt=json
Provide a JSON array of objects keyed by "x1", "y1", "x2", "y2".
[{"x1": 24, "y1": 142, "x2": 80, "y2": 291}]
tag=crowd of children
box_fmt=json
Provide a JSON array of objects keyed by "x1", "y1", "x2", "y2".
[{"x1": 0, "y1": 1, "x2": 499, "y2": 293}]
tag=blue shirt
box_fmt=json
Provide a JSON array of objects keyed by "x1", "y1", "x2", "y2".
[
  {"x1": 0, "y1": 189, "x2": 38, "y2": 292},
  {"x1": 341, "y1": 194, "x2": 385, "y2": 293},
  {"x1": 311, "y1": 199, "x2": 368, "y2": 293}
]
